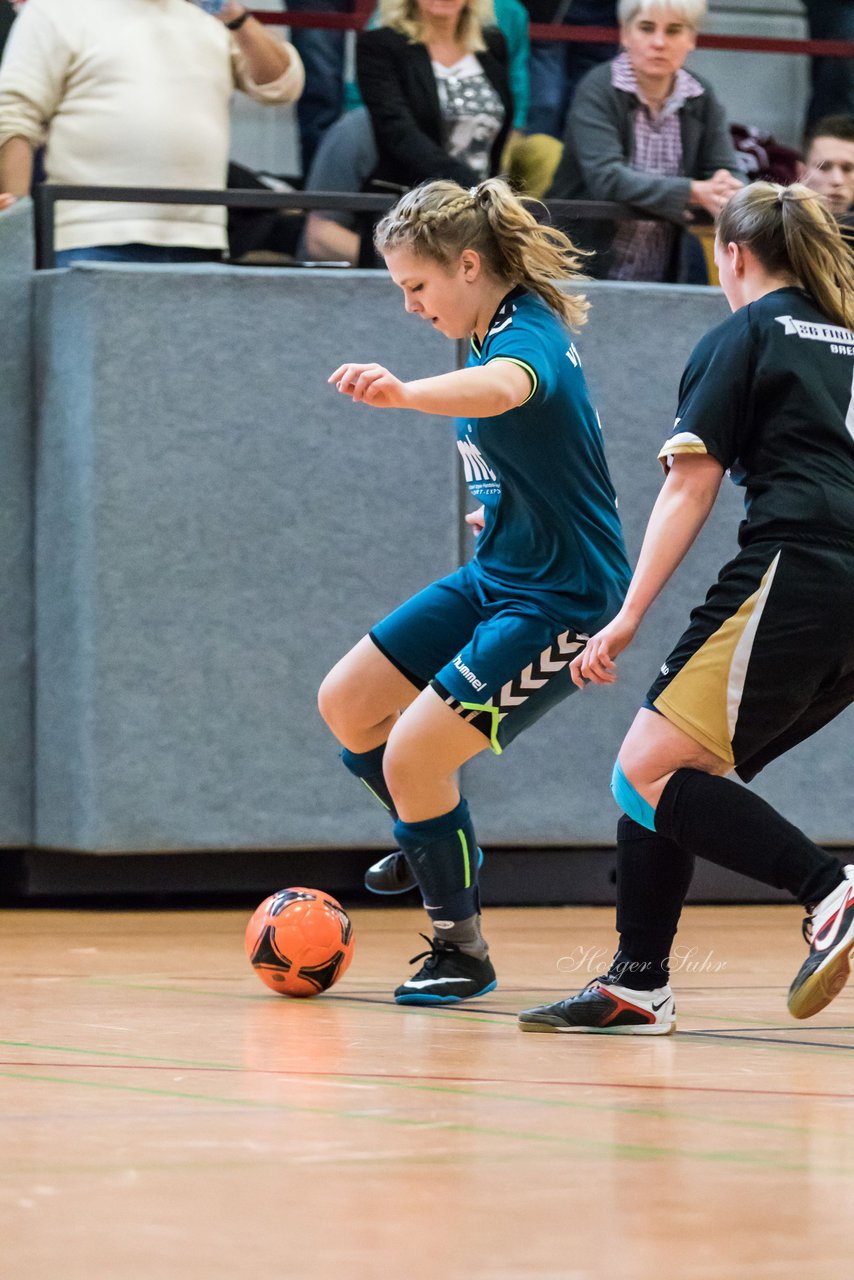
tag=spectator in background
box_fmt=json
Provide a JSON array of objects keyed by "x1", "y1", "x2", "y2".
[
  {"x1": 299, "y1": 104, "x2": 377, "y2": 263},
  {"x1": 0, "y1": 1, "x2": 17, "y2": 65},
  {"x1": 301, "y1": 0, "x2": 553, "y2": 267},
  {"x1": 356, "y1": 0, "x2": 513, "y2": 191},
  {"x1": 0, "y1": 0, "x2": 304, "y2": 262},
  {"x1": 525, "y1": 0, "x2": 617, "y2": 139},
  {"x1": 286, "y1": 0, "x2": 354, "y2": 174},
  {"x1": 547, "y1": 0, "x2": 742, "y2": 282},
  {"x1": 802, "y1": 0, "x2": 854, "y2": 133},
  {"x1": 346, "y1": 0, "x2": 531, "y2": 135},
  {"x1": 801, "y1": 114, "x2": 854, "y2": 218}
]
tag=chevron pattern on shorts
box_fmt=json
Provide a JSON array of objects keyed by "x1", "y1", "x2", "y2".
[{"x1": 495, "y1": 630, "x2": 588, "y2": 710}]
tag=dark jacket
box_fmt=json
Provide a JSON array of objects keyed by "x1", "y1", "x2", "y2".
[
  {"x1": 356, "y1": 25, "x2": 513, "y2": 191},
  {"x1": 0, "y1": 2, "x2": 15, "y2": 61},
  {"x1": 547, "y1": 60, "x2": 741, "y2": 279}
]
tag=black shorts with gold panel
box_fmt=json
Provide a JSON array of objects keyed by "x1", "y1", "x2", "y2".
[{"x1": 644, "y1": 538, "x2": 854, "y2": 783}]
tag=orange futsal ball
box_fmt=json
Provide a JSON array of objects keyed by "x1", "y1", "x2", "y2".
[{"x1": 244, "y1": 887, "x2": 355, "y2": 998}]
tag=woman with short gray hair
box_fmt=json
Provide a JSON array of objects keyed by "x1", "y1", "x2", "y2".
[{"x1": 548, "y1": 0, "x2": 743, "y2": 280}]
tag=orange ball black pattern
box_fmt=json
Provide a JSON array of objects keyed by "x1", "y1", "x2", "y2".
[{"x1": 244, "y1": 887, "x2": 355, "y2": 997}]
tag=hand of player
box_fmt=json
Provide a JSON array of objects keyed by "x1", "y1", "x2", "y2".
[
  {"x1": 0, "y1": 194, "x2": 18, "y2": 212},
  {"x1": 569, "y1": 611, "x2": 640, "y2": 688},
  {"x1": 328, "y1": 362, "x2": 409, "y2": 409},
  {"x1": 465, "y1": 506, "x2": 485, "y2": 537}
]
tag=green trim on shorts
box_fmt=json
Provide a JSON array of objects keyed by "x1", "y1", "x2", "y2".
[{"x1": 459, "y1": 700, "x2": 504, "y2": 755}]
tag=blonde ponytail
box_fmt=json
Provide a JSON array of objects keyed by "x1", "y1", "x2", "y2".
[
  {"x1": 374, "y1": 178, "x2": 590, "y2": 330},
  {"x1": 717, "y1": 182, "x2": 854, "y2": 330}
]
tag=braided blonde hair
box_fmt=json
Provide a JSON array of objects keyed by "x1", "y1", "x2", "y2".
[
  {"x1": 716, "y1": 181, "x2": 854, "y2": 330},
  {"x1": 375, "y1": 178, "x2": 590, "y2": 330}
]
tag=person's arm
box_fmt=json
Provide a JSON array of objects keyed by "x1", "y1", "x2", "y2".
[
  {"x1": 328, "y1": 358, "x2": 533, "y2": 417},
  {"x1": 0, "y1": 2, "x2": 69, "y2": 199},
  {"x1": 570, "y1": 453, "x2": 725, "y2": 686},
  {"x1": 693, "y1": 87, "x2": 744, "y2": 186},
  {"x1": 0, "y1": 134, "x2": 32, "y2": 199},
  {"x1": 685, "y1": 88, "x2": 743, "y2": 215},
  {"x1": 688, "y1": 169, "x2": 743, "y2": 218},
  {"x1": 566, "y1": 68, "x2": 694, "y2": 222},
  {"x1": 221, "y1": 3, "x2": 304, "y2": 100},
  {"x1": 356, "y1": 30, "x2": 478, "y2": 186},
  {"x1": 305, "y1": 213, "x2": 360, "y2": 265}
]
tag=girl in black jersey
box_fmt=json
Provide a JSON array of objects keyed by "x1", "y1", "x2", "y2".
[{"x1": 520, "y1": 181, "x2": 854, "y2": 1035}]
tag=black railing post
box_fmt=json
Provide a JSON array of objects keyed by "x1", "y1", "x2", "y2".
[{"x1": 32, "y1": 185, "x2": 57, "y2": 270}]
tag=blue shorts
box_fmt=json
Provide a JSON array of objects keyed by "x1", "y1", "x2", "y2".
[{"x1": 370, "y1": 563, "x2": 588, "y2": 754}]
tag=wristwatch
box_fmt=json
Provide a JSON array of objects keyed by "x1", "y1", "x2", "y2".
[{"x1": 226, "y1": 9, "x2": 250, "y2": 29}]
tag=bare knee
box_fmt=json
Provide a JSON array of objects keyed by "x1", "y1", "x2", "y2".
[
  {"x1": 618, "y1": 710, "x2": 729, "y2": 807},
  {"x1": 382, "y1": 723, "x2": 422, "y2": 806},
  {"x1": 317, "y1": 665, "x2": 358, "y2": 742},
  {"x1": 617, "y1": 740, "x2": 656, "y2": 791}
]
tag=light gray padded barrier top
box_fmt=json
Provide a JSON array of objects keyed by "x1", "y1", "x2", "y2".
[
  {"x1": 34, "y1": 266, "x2": 457, "y2": 851},
  {"x1": 0, "y1": 199, "x2": 34, "y2": 845},
  {"x1": 33, "y1": 267, "x2": 854, "y2": 851}
]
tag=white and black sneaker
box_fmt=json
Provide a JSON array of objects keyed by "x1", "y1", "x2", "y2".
[
  {"x1": 394, "y1": 934, "x2": 497, "y2": 1005},
  {"x1": 365, "y1": 847, "x2": 484, "y2": 895},
  {"x1": 788, "y1": 864, "x2": 854, "y2": 1019},
  {"x1": 518, "y1": 976, "x2": 676, "y2": 1035}
]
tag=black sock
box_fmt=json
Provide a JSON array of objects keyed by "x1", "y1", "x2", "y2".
[
  {"x1": 610, "y1": 814, "x2": 695, "y2": 991},
  {"x1": 656, "y1": 768, "x2": 843, "y2": 908}
]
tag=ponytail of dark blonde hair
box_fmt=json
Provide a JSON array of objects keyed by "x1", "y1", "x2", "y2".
[
  {"x1": 374, "y1": 178, "x2": 590, "y2": 330},
  {"x1": 716, "y1": 181, "x2": 854, "y2": 330}
]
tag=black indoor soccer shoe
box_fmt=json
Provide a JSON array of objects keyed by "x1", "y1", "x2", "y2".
[
  {"x1": 788, "y1": 864, "x2": 854, "y2": 1019},
  {"x1": 394, "y1": 934, "x2": 497, "y2": 1004},
  {"x1": 364, "y1": 850, "x2": 417, "y2": 895},
  {"x1": 518, "y1": 977, "x2": 676, "y2": 1035},
  {"x1": 365, "y1": 847, "x2": 484, "y2": 895}
]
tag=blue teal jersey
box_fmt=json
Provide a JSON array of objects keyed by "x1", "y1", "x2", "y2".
[{"x1": 459, "y1": 287, "x2": 630, "y2": 632}]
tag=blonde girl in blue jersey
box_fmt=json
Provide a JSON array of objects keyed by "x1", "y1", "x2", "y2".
[{"x1": 320, "y1": 177, "x2": 631, "y2": 1004}]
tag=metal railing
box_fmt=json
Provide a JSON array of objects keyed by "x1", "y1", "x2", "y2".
[
  {"x1": 251, "y1": 9, "x2": 854, "y2": 58},
  {"x1": 33, "y1": 184, "x2": 659, "y2": 269}
]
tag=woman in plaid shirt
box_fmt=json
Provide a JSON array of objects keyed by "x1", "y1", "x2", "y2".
[{"x1": 547, "y1": 0, "x2": 743, "y2": 281}]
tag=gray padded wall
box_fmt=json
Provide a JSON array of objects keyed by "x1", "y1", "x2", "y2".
[
  {"x1": 0, "y1": 199, "x2": 34, "y2": 844},
  {"x1": 34, "y1": 267, "x2": 457, "y2": 851},
  {"x1": 32, "y1": 267, "x2": 854, "y2": 852}
]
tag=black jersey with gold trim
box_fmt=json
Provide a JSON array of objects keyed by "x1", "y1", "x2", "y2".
[{"x1": 659, "y1": 286, "x2": 854, "y2": 547}]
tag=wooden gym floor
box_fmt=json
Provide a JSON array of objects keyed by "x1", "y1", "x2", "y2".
[{"x1": 2, "y1": 903, "x2": 853, "y2": 1279}]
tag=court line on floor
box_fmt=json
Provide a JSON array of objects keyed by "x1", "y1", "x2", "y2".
[
  {"x1": 679, "y1": 1028, "x2": 854, "y2": 1052},
  {"x1": 1, "y1": 1059, "x2": 847, "y2": 1142},
  {"x1": 2, "y1": 1040, "x2": 854, "y2": 1101},
  {"x1": 0, "y1": 1066, "x2": 849, "y2": 1175},
  {"x1": 79, "y1": 978, "x2": 854, "y2": 1041}
]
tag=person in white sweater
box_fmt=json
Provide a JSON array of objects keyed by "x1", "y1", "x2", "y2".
[{"x1": 0, "y1": 0, "x2": 304, "y2": 260}]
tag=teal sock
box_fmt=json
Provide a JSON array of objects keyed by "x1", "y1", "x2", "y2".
[
  {"x1": 393, "y1": 798, "x2": 480, "y2": 925},
  {"x1": 340, "y1": 744, "x2": 397, "y2": 820}
]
